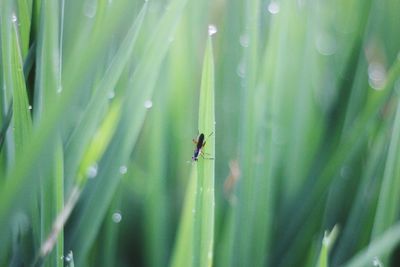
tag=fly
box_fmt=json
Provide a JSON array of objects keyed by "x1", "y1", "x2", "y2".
[{"x1": 192, "y1": 132, "x2": 214, "y2": 161}]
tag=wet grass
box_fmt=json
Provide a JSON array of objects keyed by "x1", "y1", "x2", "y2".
[{"x1": 1, "y1": 0, "x2": 400, "y2": 266}]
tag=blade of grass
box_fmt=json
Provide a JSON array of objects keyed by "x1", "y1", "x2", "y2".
[
  {"x1": 15, "y1": 0, "x2": 32, "y2": 58},
  {"x1": 67, "y1": 0, "x2": 189, "y2": 263},
  {"x1": 370, "y1": 93, "x2": 400, "y2": 264},
  {"x1": 170, "y1": 33, "x2": 215, "y2": 267},
  {"x1": 276, "y1": 56, "x2": 400, "y2": 265},
  {"x1": 195, "y1": 35, "x2": 215, "y2": 267},
  {"x1": 142, "y1": 75, "x2": 169, "y2": 267},
  {"x1": 36, "y1": 99, "x2": 121, "y2": 264},
  {"x1": 227, "y1": 0, "x2": 276, "y2": 266},
  {"x1": 0, "y1": 102, "x2": 13, "y2": 152},
  {"x1": 316, "y1": 225, "x2": 339, "y2": 267},
  {"x1": 332, "y1": 125, "x2": 388, "y2": 265},
  {"x1": 39, "y1": 140, "x2": 64, "y2": 267},
  {"x1": 63, "y1": 2, "x2": 147, "y2": 191},
  {"x1": 0, "y1": 1, "x2": 33, "y2": 259},
  {"x1": 0, "y1": 1, "x2": 145, "y2": 243},
  {"x1": 343, "y1": 222, "x2": 400, "y2": 267},
  {"x1": 170, "y1": 167, "x2": 198, "y2": 267}
]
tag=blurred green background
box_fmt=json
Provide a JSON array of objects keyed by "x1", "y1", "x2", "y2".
[{"x1": 1, "y1": 0, "x2": 400, "y2": 266}]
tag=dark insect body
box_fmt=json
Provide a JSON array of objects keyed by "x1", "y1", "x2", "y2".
[
  {"x1": 191, "y1": 132, "x2": 213, "y2": 162},
  {"x1": 192, "y1": 133, "x2": 205, "y2": 161}
]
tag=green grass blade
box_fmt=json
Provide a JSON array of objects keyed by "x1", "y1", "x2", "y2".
[
  {"x1": 40, "y1": 140, "x2": 64, "y2": 267},
  {"x1": 277, "y1": 57, "x2": 400, "y2": 264},
  {"x1": 141, "y1": 78, "x2": 169, "y2": 267},
  {"x1": 170, "y1": 34, "x2": 215, "y2": 267},
  {"x1": 195, "y1": 35, "x2": 215, "y2": 267},
  {"x1": 5, "y1": 19, "x2": 33, "y2": 157},
  {"x1": 67, "y1": 0, "x2": 189, "y2": 263},
  {"x1": 343, "y1": 222, "x2": 400, "y2": 267},
  {"x1": 0, "y1": 102, "x2": 13, "y2": 152},
  {"x1": 63, "y1": 2, "x2": 147, "y2": 190},
  {"x1": 370, "y1": 94, "x2": 400, "y2": 264},
  {"x1": 316, "y1": 225, "x2": 339, "y2": 267},
  {"x1": 36, "y1": 100, "x2": 121, "y2": 263},
  {"x1": 15, "y1": 0, "x2": 32, "y2": 58},
  {"x1": 170, "y1": 167, "x2": 198, "y2": 267},
  {"x1": 32, "y1": 3, "x2": 63, "y2": 267},
  {"x1": 0, "y1": 1, "x2": 144, "y2": 241}
]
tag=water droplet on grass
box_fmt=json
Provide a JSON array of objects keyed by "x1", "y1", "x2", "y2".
[
  {"x1": 267, "y1": 2, "x2": 280, "y2": 14},
  {"x1": 87, "y1": 163, "x2": 98, "y2": 178},
  {"x1": 368, "y1": 62, "x2": 386, "y2": 90},
  {"x1": 11, "y1": 14, "x2": 17, "y2": 22},
  {"x1": 208, "y1": 24, "x2": 217, "y2": 36},
  {"x1": 239, "y1": 34, "x2": 249, "y2": 47},
  {"x1": 64, "y1": 251, "x2": 73, "y2": 262},
  {"x1": 372, "y1": 256, "x2": 382, "y2": 267},
  {"x1": 28, "y1": 105, "x2": 32, "y2": 110},
  {"x1": 112, "y1": 212, "x2": 122, "y2": 223},
  {"x1": 237, "y1": 61, "x2": 246, "y2": 78},
  {"x1": 119, "y1": 165, "x2": 128, "y2": 174},
  {"x1": 316, "y1": 33, "x2": 337, "y2": 56},
  {"x1": 83, "y1": 0, "x2": 97, "y2": 18},
  {"x1": 144, "y1": 100, "x2": 153, "y2": 109},
  {"x1": 108, "y1": 91, "x2": 115, "y2": 99}
]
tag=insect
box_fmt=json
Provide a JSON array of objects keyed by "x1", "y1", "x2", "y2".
[{"x1": 192, "y1": 132, "x2": 214, "y2": 161}]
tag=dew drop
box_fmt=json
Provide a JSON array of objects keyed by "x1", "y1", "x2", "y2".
[
  {"x1": 144, "y1": 100, "x2": 153, "y2": 109},
  {"x1": 315, "y1": 33, "x2": 337, "y2": 56},
  {"x1": 11, "y1": 14, "x2": 17, "y2": 23},
  {"x1": 368, "y1": 62, "x2": 386, "y2": 90},
  {"x1": 83, "y1": 0, "x2": 97, "y2": 18},
  {"x1": 108, "y1": 90, "x2": 115, "y2": 99},
  {"x1": 28, "y1": 105, "x2": 32, "y2": 110},
  {"x1": 64, "y1": 251, "x2": 73, "y2": 262},
  {"x1": 119, "y1": 165, "x2": 128, "y2": 175},
  {"x1": 112, "y1": 212, "x2": 122, "y2": 223},
  {"x1": 267, "y1": 2, "x2": 280, "y2": 14},
  {"x1": 236, "y1": 61, "x2": 246, "y2": 78},
  {"x1": 372, "y1": 256, "x2": 383, "y2": 267},
  {"x1": 87, "y1": 163, "x2": 98, "y2": 178},
  {"x1": 239, "y1": 34, "x2": 249, "y2": 48},
  {"x1": 57, "y1": 87, "x2": 63, "y2": 94},
  {"x1": 208, "y1": 24, "x2": 217, "y2": 36}
]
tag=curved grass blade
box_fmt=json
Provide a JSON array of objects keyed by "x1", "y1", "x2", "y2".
[
  {"x1": 0, "y1": 1, "x2": 33, "y2": 256},
  {"x1": 195, "y1": 35, "x2": 216, "y2": 267},
  {"x1": 35, "y1": 100, "x2": 121, "y2": 264},
  {"x1": 63, "y1": 2, "x2": 147, "y2": 191},
  {"x1": 67, "y1": 0, "x2": 189, "y2": 263},
  {"x1": 370, "y1": 94, "x2": 400, "y2": 265},
  {"x1": 277, "y1": 57, "x2": 400, "y2": 264},
  {"x1": 33, "y1": 2, "x2": 64, "y2": 267},
  {"x1": 170, "y1": 167, "x2": 198, "y2": 267},
  {"x1": 316, "y1": 225, "x2": 339, "y2": 267},
  {"x1": 0, "y1": 101, "x2": 13, "y2": 152},
  {"x1": 343, "y1": 222, "x2": 400, "y2": 267},
  {"x1": 0, "y1": 2, "x2": 145, "y2": 242},
  {"x1": 170, "y1": 34, "x2": 215, "y2": 267}
]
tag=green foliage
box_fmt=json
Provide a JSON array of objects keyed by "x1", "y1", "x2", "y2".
[{"x1": 1, "y1": 0, "x2": 400, "y2": 266}]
